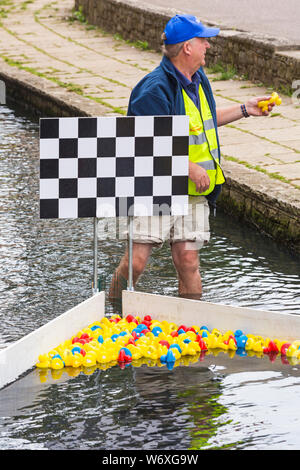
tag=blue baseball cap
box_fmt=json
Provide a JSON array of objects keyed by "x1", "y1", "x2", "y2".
[{"x1": 164, "y1": 14, "x2": 220, "y2": 45}]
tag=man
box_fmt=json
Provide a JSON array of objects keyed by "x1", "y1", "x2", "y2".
[{"x1": 109, "y1": 14, "x2": 274, "y2": 302}]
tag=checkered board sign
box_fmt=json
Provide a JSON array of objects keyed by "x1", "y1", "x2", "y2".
[{"x1": 39, "y1": 115, "x2": 189, "y2": 218}]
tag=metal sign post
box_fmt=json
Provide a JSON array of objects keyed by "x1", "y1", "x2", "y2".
[
  {"x1": 127, "y1": 216, "x2": 134, "y2": 291},
  {"x1": 92, "y1": 217, "x2": 98, "y2": 295}
]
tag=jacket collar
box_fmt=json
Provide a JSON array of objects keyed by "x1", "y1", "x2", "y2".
[{"x1": 160, "y1": 55, "x2": 204, "y2": 84}]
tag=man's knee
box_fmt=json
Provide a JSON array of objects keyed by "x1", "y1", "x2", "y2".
[
  {"x1": 173, "y1": 248, "x2": 199, "y2": 275},
  {"x1": 119, "y1": 244, "x2": 151, "y2": 279}
]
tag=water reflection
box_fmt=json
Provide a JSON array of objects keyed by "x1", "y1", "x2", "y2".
[
  {"x1": 1, "y1": 352, "x2": 300, "y2": 450},
  {"x1": 0, "y1": 361, "x2": 222, "y2": 450}
]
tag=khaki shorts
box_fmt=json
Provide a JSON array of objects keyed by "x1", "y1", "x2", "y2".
[{"x1": 122, "y1": 196, "x2": 210, "y2": 249}]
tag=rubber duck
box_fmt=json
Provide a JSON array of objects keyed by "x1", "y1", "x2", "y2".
[{"x1": 258, "y1": 92, "x2": 282, "y2": 112}]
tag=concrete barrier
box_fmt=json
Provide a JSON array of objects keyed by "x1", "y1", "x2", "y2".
[
  {"x1": 0, "y1": 292, "x2": 105, "y2": 389},
  {"x1": 122, "y1": 290, "x2": 300, "y2": 342}
]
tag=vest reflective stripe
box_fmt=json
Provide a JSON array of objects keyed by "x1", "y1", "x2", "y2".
[
  {"x1": 182, "y1": 84, "x2": 225, "y2": 196},
  {"x1": 210, "y1": 148, "x2": 219, "y2": 159},
  {"x1": 203, "y1": 118, "x2": 215, "y2": 132},
  {"x1": 189, "y1": 133, "x2": 206, "y2": 145},
  {"x1": 197, "y1": 160, "x2": 216, "y2": 171}
]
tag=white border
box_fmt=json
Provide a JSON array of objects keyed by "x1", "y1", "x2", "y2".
[
  {"x1": 122, "y1": 291, "x2": 300, "y2": 342},
  {"x1": 0, "y1": 292, "x2": 105, "y2": 389}
]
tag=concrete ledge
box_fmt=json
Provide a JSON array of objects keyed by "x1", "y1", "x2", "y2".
[
  {"x1": 75, "y1": 0, "x2": 300, "y2": 92},
  {"x1": 220, "y1": 159, "x2": 300, "y2": 254},
  {"x1": 0, "y1": 62, "x2": 107, "y2": 118}
]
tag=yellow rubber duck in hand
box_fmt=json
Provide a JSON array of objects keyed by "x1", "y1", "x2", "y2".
[{"x1": 258, "y1": 92, "x2": 282, "y2": 113}]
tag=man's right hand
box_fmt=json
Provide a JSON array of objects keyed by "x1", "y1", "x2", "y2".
[{"x1": 189, "y1": 161, "x2": 210, "y2": 193}]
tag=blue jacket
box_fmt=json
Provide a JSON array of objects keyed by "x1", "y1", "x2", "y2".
[{"x1": 128, "y1": 55, "x2": 223, "y2": 206}]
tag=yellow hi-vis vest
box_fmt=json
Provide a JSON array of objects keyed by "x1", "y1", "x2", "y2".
[{"x1": 182, "y1": 84, "x2": 225, "y2": 196}]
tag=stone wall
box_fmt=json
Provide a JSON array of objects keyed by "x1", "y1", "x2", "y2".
[
  {"x1": 74, "y1": 0, "x2": 169, "y2": 51},
  {"x1": 218, "y1": 162, "x2": 300, "y2": 255},
  {"x1": 75, "y1": 0, "x2": 300, "y2": 92}
]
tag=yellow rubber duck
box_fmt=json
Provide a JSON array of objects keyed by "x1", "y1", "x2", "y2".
[
  {"x1": 71, "y1": 352, "x2": 83, "y2": 368},
  {"x1": 36, "y1": 360, "x2": 50, "y2": 369},
  {"x1": 50, "y1": 357, "x2": 64, "y2": 370},
  {"x1": 252, "y1": 340, "x2": 265, "y2": 353},
  {"x1": 227, "y1": 338, "x2": 237, "y2": 350},
  {"x1": 258, "y1": 92, "x2": 282, "y2": 112},
  {"x1": 207, "y1": 335, "x2": 219, "y2": 349},
  {"x1": 62, "y1": 349, "x2": 73, "y2": 367},
  {"x1": 286, "y1": 344, "x2": 299, "y2": 357},
  {"x1": 126, "y1": 344, "x2": 143, "y2": 360},
  {"x1": 245, "y1": 337, "x2": 255, "y2": 350},
  {"x1": 82, "y1": 351, "x2": 97, "y2": 367}
]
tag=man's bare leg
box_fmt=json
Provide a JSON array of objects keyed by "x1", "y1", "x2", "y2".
[
  {"x1": 109, "y1": 242, "x2": 153, "y2": 304},
  {"x1": 171, "y1": 241, "x2": 202, "y2": 300}
]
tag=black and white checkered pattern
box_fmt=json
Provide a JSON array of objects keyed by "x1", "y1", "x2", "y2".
[{"x1": 39, "y1": 116, "x2": 189, "y2": 218}]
